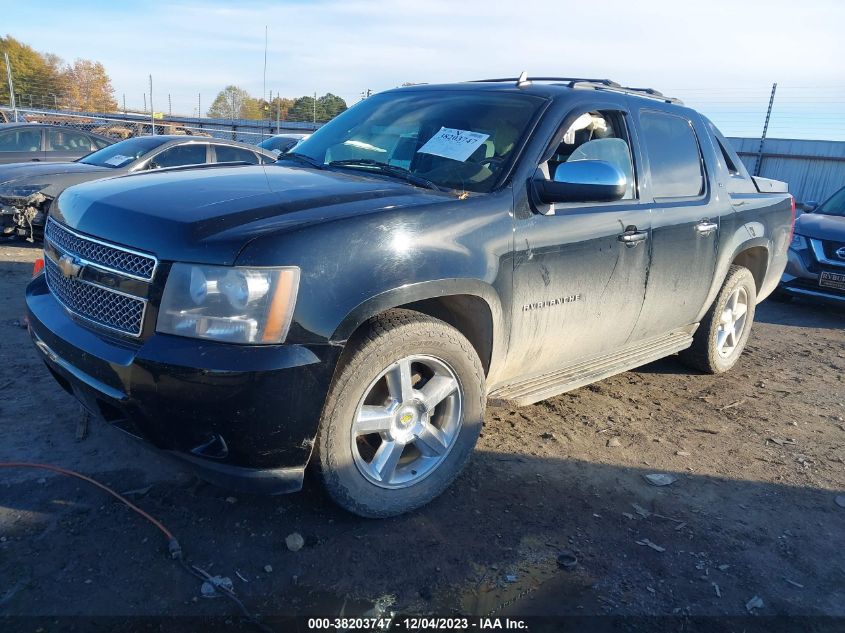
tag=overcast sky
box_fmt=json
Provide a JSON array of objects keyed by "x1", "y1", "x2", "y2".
[{"x1": 5, "y1": 0, "x2": 845, "y2": 139}]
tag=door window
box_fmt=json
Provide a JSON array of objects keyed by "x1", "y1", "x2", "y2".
[
  {"x1": 215, "y1": 145, "x2": 260, "y2": 164},
  {"x1": 0, "y1": 128, "x2": 40, "y2": 152},
  {"x1": 47, "y1": 129, "x2": 95, "y2": 152},
  {"x1": 545, "y1": 110, "x2": 637, "y2": 200},
  {"x1": 150, "y1": 144, "x2": 207, "y2": 168},
  {"x1": 639, "y1": 110, "x2": 704, "y2": 199}
]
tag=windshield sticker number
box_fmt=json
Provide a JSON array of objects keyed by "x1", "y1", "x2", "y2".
[
  {"x1": 417, "y1": 127, "x2": 490, "y2": 162},
  {"x1": 104, "y1": 154, "x2": 132, "y2": 166}
]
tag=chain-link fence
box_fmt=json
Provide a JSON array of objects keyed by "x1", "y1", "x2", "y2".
[{"x1": 0, "y1": 107, "x2": 319, "y2": 146}]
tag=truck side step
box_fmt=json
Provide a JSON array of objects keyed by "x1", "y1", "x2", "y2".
[{"x1": 488, "y1": 331, "x2": 694, "y2": 407}]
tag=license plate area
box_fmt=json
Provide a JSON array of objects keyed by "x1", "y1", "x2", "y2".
[{"x1": 820, "y1": 270, "x2": 845, "y2": 290}]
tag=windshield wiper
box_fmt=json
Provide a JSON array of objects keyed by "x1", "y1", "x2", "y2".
[
  {"x1": 281, "y1": 152, "x2": 325, "y2": 170},
  {"x1": 328, "y1": 159, "x2": 444, "y2": 191}
]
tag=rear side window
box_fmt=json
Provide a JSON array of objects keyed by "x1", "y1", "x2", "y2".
[
  {"x1": 152, "y1": 144, "x2": 207, "y2": 168},
  {"x1": 47, "y1": 129, "x2": 94, "y2": 152},
  {"x1": 215, "y1": 145, "x2": 260, "y2": 164},
  {"x1": 640, "y1": 110, "x2": 704, "y2": 199}
]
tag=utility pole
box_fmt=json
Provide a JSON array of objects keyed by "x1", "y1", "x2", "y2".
[
  {"x1": 198, "y1": 93, "x2": 201, "y2": 119},
  {"x1": 276, "y1": 88, "x2": 280, "y2": 133},
  {"x1": 754, "y1": 82, "x2": 777, "y2": 177},
  {"x1": 168, "y1": 93, "x2": 172, "y2": 117},
  {"x1": 143, "y1": 93, "x2": 147, "y2": 114},
  {"x1": 122, "y1": 93, "x2": 126, "y2": 116},
  {"x1": 313, "y1": 91, "x2": 317, "y2": 124},
  {"x1": 262, "y1": 25, "x2": 268, "y2": 138},
  {"x1": 149, "y1": 75, "x2": 155, "y2": 135},
  {"x1": 4, "y1": 52, "x2": 17, "y2": 121}
]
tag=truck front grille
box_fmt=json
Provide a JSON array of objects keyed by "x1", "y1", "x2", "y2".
[
  {"x1": 45, "y1": 218, "x2": 157, "y2": 281},
  {"x1": 821, "y1": 239, "x2": 845, "y2": 262},
  {"x1": 45, "y1": 257, "x2": 146, "y2": 337}
]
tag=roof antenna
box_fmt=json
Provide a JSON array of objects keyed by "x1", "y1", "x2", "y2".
[{"x1": 516, "y1": 71, "x2": 531, "y2": 88}]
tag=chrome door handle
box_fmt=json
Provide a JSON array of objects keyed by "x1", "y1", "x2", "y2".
[
  {"x1": 617, "y1": 227, "x2": 648, "y2": 247},
  {"x1": 695, "y1": 221, "x2": 718, "y2": 236}
]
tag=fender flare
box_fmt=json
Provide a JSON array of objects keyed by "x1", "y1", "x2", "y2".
[
  {"x1": 698, "y1": 236, "x2": 771, "y2": 321},
  {"x1": 331, "y1": 278, "x2": 508, "y2": 379}
]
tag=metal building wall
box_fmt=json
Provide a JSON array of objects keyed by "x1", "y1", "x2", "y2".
[{"x1": 728, "y1": 137, "x2": 845, "y2": 205}]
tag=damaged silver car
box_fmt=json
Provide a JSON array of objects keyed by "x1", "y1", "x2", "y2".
[{"x1": 0, "y1": 135, "x2": 276, "y2": 241}]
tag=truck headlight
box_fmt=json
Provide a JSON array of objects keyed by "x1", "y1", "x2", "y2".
[
  {"x1": 157, "y1": 263, "x2": 300, "y2": 344},
  {"x1": 0, "y1": 183, "x2": 47, "y2": 198}
]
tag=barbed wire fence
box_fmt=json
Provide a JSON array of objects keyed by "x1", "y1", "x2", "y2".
[
  {"x1": 1, "y1": 59, "x2": 350, "y2": 142},
  {"x1": 2, "y1": 56, "x2": 844, "y2": 147}
]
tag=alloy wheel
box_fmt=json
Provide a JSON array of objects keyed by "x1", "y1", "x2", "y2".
[{"x1": 350, "y1": 355, "x2": 463, "y2": 489}]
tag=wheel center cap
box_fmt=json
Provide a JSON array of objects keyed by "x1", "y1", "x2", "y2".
[
  {"x1": 391, "y1": 403, "x2": 425, "y2": 442},
  {"x1": 398, "y1": 409, "x2": 416, "y2": 428}
]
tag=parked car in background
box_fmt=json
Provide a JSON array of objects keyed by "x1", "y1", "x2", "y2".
[
  {"x1": 779, "y1": 184, "x2": 845, "y2": 304},
  {"x1": 26, "y1": 77, "x2": 793, "y2": 517},
  {"x1": 0, "y1": 123, "x2": 113, "y2": 164},
  {"x1": 258, "y1": 132, "x2": 310, "y2": 155},
  {"x1": 0, "y1": 135, "x2": 276, "y2": 240}
]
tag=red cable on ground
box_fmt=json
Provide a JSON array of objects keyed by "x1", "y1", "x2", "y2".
[
  {"x1": 0, "y1": 461, "x2": 181, "y2": 558},
  {"x1": 1, "y1": 461, "x2": 275, "y2": 631}
]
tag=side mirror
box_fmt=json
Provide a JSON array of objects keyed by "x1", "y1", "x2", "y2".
[
  {"x1": 533, "y1": 160, "x2": 627, "y2": 204},
  {"x1": 802, "y1": 201, "x2": 818, "y2": 213},
  {"x1": 148, "y1": 161, "x2": 160, "y2": 170}
]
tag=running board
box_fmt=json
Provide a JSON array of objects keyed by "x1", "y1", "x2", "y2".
[{"x1": 489, "y1": 331, "x2": 694, "y2": 407}]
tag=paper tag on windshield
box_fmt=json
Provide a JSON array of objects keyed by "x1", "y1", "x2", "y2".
[
  {"x1": 417, "y1": 127, "x2": 490, "y2": 162},
  {"x1": 104, "y1": 154, "x2": 131, "y2": 166}
]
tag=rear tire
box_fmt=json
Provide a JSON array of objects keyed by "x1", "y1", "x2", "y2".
[
  {"x1": 316, "y1": 309, "x2": 485, "y2": 518},
  {"x1": 680, "y1": 265, "x2": 757, "y2": 374}
]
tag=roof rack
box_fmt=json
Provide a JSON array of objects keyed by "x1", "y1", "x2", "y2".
[{"x1": 468, "y1": 75, "x2": 683, "y2": 105}]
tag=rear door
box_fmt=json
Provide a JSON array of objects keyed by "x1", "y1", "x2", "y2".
[
  {"x1": 628, "y1": 105, "x2": 725, "y2": 340},
  {"x1": 212, "y1": 144, "x2": 263, "y2": 164},
  {"x1": 508, "y1": 106, "x2": 652, "y2": 379},
  {"x1": 45, "y1": 128, "x2": 99, "y2": 162},
  {"x1": 148, "y1": 142, "x2": 210, "y2": 169},
  {"x1": 0, "y1": 126, "x2": 45, "y2": 163}
]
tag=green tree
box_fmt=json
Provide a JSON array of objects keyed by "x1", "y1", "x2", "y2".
[
  {"x1": 317, "y1": 93, "x2": 347, "y2": 120},
  {"x1": 286, "y1": 93, "x2": 348, "y2": 123},
  {"x1": 207, "y1": 85, "x2": 260, "y2": 119},
  {"x1": 287, "y1": 95, "x2": 318, "y2": 123}
]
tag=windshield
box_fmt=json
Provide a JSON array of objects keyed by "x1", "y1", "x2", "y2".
[
  {"x1": 816, "y1": 186, "x2": 845, "y2": 217},
  {"x1": 286, "y1": 90, "x2": 545, "y2": 193},
  {"x1": 79, "y1": 136, "x2": 169, "y2": 168}
]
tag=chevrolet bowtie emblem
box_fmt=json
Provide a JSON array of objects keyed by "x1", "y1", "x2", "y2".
[{"x1": 57, "y1": 254, "x2": 83, "y2": 279}]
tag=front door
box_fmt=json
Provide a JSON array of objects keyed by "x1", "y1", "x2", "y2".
[
  {"x1": 506, "y1": 108, "x2": 652, "y2": 381},
  {"x1": 0, "y1": 127, "x2": 45, "y2": 164}
]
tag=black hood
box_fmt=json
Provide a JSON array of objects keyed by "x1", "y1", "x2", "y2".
[
  {"x1": 794, "y1": 211, "x2": 845, "y2": 242},
  {"x1": 51, "y1": 163, "x2": 449, "y2": 265}
]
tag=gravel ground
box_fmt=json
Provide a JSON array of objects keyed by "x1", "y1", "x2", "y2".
[{"x1": 1, "y1": 240, "x2": 843, "y2": 626}]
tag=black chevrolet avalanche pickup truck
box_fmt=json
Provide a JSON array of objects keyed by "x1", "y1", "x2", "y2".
[{"x1": 25, "y1": 77, "x2": 794, "y2": 517}]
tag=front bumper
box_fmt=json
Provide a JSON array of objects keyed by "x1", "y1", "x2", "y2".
[
  {"x1": 778, "y1": 247, "x2": 845, "y2": 304},
  {"x1": 26, "y1": 273, "x2": 342, "y2": 494}
]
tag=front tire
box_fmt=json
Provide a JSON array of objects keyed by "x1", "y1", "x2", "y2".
[
  {"x1": 316, "y1": 309, "x2": 485, "y2": 518},
  {"x1": 680, "y1": 265, "x2": 757, "y2": 374}
]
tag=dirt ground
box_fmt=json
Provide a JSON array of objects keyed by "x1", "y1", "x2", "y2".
[{"x1": 1, "y1": 240, "x2": 843, "y2": 628}]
